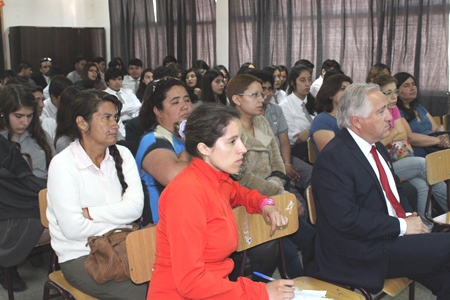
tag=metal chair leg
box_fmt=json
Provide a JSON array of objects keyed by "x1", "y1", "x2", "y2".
[{"x1": 5, "y1": 267, "x2": 14, "y2": 300}]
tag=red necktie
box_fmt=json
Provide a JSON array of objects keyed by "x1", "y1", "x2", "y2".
[{"x1": 370, "y1": 146, "x2": 406, "y2": 218}]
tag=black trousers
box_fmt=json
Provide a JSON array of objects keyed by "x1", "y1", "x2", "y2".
[{"x1": 386, "y1": 232, "x2": 450, "y2": 300}]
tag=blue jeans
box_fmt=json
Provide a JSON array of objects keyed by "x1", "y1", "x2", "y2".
[{"x1": 393, "y1": 156, "x2": 448, "y2": 227}]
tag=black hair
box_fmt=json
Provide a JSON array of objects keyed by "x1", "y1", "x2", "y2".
[
  {"x1": 68, "y1": 90, "x2": 127, "y2": 194},
  {"x1": 200, "y1": 68, "x2": 226, "y2": 105},
  {"x1": 237, "y1": 62, "x2": 256, "y2": 75},
  {"x1": 72, "y1": 55, "x2": 86, "y2": 65},
  {"x1": 181, "y1": 68, "x2": 203, "y2": 102},
  {"x1": 15, "y1": 61, "x2": 32, "y2": 74},
  {"x1": 321, "y1": 59, "x2": 341, "y2": 72},
  {"x1": 288, "y1": 65, "x2": 316, "y2": 115},
  {"x1": 184, "y1": 103, "x2": 241, "y2": 158},
  {"x1": 139, "y1": 77, "x2": 188, "y2": 132},
  {"x1": 193, "y1": 60, "x2": 210, "y2": 71},
  {"x1": 278, "y1": 65, "x2": 289, "y2": 90},
  {"x1": 128, "y1": 58, "x2": 143, "y2": 68},
  {"x1": 394, "y1": 72, "x2": 418, "y2": 122},
  {"x1": 136, "y1": 68, "x2": 154, "y2": 101},
  {"x1": 54, "y1": 85, "x2": 85, "y2": 147},
  {"x1": 0, "y1": 84, "x2": 53, "y2": 168},
  {"x1": 366, "y1": 63, "x2": 391, "y2": 83},
  {"x1": 244, "y1": 69, "x2": 274, "y2": 87},
  {"x1": 316, "y1": 74, "x2": 353, "y2": 113},
  {"x1": 152, "y1": 66, "x2": 173, "y2": 80},
  {"x1": 294, "y1": 59, "x2": 314, "y2": 70},
  {"x1": 105, "y1": 67, "x2": 124, "y2": 83},
  {"x1": 162, "y1": 55, "x2": 177, "y2": 66},
  {"x1": 49, "y1": 76, "x2": 73, "y2": 98},
  {"x1": 47, "y1": 66, "x2": 64, "y2": 78},
  {"x1": 91, "y1": 56, "x2": 105, "y2": 64}
]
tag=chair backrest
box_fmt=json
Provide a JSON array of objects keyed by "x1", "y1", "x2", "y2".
[
  {"x1": 425, "y1": 149, "x2": 450, "y2": 185},
  {"x1": 307, "y1": 138, "x2": 317, "y2": 164},
  {"x1": 39, "y1": 188, "x2": 49, "y2": 228},
  {"x1": 433, "y1": 115, "x2": 442, "y2": 127},
  {"x1": 126, "y1": 224, "x2": 157, "y2": 284},
  {"x1": 444, "y1": 114, "x2": 449, "y2": 131},
  {"x1": 234, "y1": 193, "x2": 299, "y2": 252},
  {"x1": 305, "y1": 185, "x2": 316, "y2": 225}
]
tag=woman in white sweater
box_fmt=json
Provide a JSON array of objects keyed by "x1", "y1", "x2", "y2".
[{"x1": 47, "y1": 90, "x2": 146, "y2": 299}]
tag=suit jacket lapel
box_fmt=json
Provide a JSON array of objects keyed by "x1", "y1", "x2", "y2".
[{"x1": 339, "y1": 129, "x2": 388, "y2": 208}]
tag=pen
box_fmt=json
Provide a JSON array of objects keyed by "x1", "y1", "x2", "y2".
[
  {"x1": 253, "y1": 271, "x2": 276, "y2": 281},
  {"x1": 253, "y1": 272, "x2": 299, "y2": 291}
]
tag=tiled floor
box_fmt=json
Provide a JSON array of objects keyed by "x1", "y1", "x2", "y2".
[{"x1": 1, "y1": 247, "x2": 435, "y2": 300}]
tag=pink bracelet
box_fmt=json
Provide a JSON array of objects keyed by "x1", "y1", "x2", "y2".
[{"x1": 259, "y1": 198, "x2": 275, "y2": 211}]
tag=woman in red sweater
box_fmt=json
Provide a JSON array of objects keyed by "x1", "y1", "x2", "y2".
[{"x1": 148, "y1": 103, "x2": 295, "y2": 299}]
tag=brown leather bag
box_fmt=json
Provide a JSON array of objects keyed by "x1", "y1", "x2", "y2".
[{"x1": 84, "y1": 224, "x2": 139, "y2": 285}]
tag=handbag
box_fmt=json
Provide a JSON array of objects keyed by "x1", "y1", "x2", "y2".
[
  {"x1": 386, "y1": 140, "x2": 414, "y2": 162},
  {"x1": 84, "y1": 223, "x2": 139, "y2": 285}
]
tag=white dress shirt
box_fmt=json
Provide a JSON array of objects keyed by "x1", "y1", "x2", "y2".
[
  {"x1": 42, "y1": 98, "x2": 58, "y2": 121},
  {"x1": 279, "y1": 93, "x2": 315, "y2": 145},
  {"x1": 310, "y1": 76, "x2": 323, "y2": 97},
  {"x1": 347, "y1": 128, "x2": 407, "y2": 235},
  {"x1": 122, "y1": 75, "x2": 140, "y2": 94},
  {"x1": 104, "y1": 87, "x2": 141, "y2": 137}
]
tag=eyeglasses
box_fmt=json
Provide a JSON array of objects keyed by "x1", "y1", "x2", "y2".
[
  {"x1": 40, "y1": 57, "x2": 52, "y2": 62},
  {"x1": 239, "y1": 92, "x2": 267, "y2": 100},
  {"x1": 382, "y1": 89, "x2": 400, "y2": 97}
]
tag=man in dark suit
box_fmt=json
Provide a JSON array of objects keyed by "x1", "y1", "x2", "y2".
[
  {"x1": 32, "y1": 57, "x2": 52, "y2": 89},
  {"x1": 306, "y1": 83, "x2": 450, "y2": 298}
]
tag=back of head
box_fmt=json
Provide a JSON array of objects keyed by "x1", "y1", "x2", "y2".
[
  {"x1": 49, "y1": 76, "x2": 73, "y2": 98},
  {"x1": 294, "y1": 59, "x2": 315, "y2": 70},
  {"x1": 193, "y1": 60, "x2": 210, "y2": 71},
  {"x1": 184, "y1": 103, "x2": 240, "y2": 158},
  {"x1": 237, "y1": 62, "x2": 256, "y2": 75},
  {"x1": 48, "y1": 66, "x2": 64, "y2": 79},
  {"x1": 226, "y1": 74, "x2": 262, "y2": 104},
  {"x1": 15, "y1": 61, "x2": 32, "y2": 74},
  {"x1": 162, "y1": 55, "x2": 177, "y2": 67},
  {"x1": 168, "y1": 63, "x2": 183, "y2": 78},
  {"x1": 336, "y1": 83, "x2": 379, "y2": 129},
  {"x1": 152, "y1": 66, "x2": 173, "y2": 80},
  {"x1": 55, "y1": 85, "x2": 85, "y2": 143},
  {"x1": 321, "y1": 59, "x2": 341, "y2": 72},
  {"x1": 245, "y1": 69, "x2": 274, "y2": 87},
  {"x1": 372, "y1": 74, "x2": 397, "y2": 88},
  {"x1": 323, "y1": 68, "x2": 344, "y2": 81},
  {"x1": 366, "y1": 63, "x2": 391, "y2": 83}
]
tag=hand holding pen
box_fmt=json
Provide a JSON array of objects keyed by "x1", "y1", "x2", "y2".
[{"x1": 254, "y1": 272, "x2": 296, "y2": 300}]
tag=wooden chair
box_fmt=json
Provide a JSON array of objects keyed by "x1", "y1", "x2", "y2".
[
  {"x1": 306, "y1": 186, "x2": 415, "y2": 300},
  {"x1": 234, "y1": 193, "x2": 364, "y2": 299},
  {"x1": 433, "y1": 115, "x2": 442, "y2": 127},
  {"x1": 443, "y1": 114, "x2": 449, "y2": 131},
  {"x1": 307, "y1": 138, "x2": 317, "y2": 164},
  {"x1": 424, "y1": 149, "x2": 450, "y2": 232},
  {"x1": 38, "y1": 189, "x2": 97, "y2": 300},
  {"x1": 126, "y1": 224, "x2": 157, "y2": 284}
]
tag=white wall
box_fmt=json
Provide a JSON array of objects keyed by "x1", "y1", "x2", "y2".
[
  {"x1": 216, "y1": 0, "x2": 229, "y2": 69},
  {"x1": 2, "y1": 0, "x2": 110, "y2": 68}
]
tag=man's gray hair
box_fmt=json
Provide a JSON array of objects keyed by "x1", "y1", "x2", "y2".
[{"x1": 337, "y1": 83, "x2": 380, "y2": 129}]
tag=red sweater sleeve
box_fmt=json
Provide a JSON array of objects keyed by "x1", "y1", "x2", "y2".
[{"x1": 228, "y1": 178, "x2": 266, "y2": 213}]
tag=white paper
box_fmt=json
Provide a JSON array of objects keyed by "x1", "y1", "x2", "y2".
[{"x1": 291, "y1": 289, "x2": 333, "y2": 300}]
